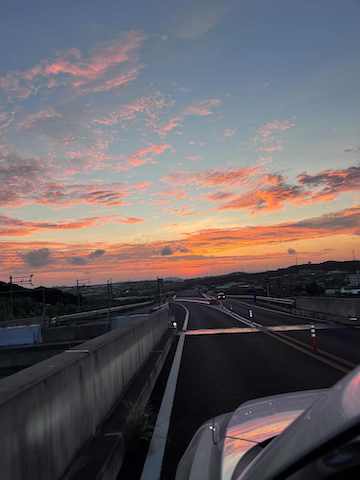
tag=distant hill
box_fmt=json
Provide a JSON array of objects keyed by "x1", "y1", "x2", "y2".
[
  {"x1": 0, "y1": 282, "x2": 77, "y2": 305},
  {"x1": 181, "y1": 260, "x2": 360, "y2": 288}
]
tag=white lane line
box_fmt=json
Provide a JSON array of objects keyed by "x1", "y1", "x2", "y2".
[
  {"x1": 140, "y1": 304, "x2": 189, "y2": 480},
  {"x1": 230, "y1": 298, "x2": 321, "y2": 322},
  {"x1": 180, "y1": 303, "x2": 189, "y2": 331},
  {"x1": 214, "y1": 304, "x2": 351, "y2": 374},
  {"x1": 264, "y1": 329, "x2": 350, "y2": 374},
  {"x1": 184, "y1": 324, "x2": 334, "y2": 336},
  {"x1": 175, "y1": 298, "x2": 210, "y2": 305},
  {"x1": 214, "y1": 304, "x2": 261, "y2": 328},
  {"x1": 185, "y1": 327, "x2": 259, "y2": 335}
]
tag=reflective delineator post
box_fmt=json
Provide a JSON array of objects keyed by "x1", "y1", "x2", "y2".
[
  {"x1": 249, "y1": 309, "x2": 253, "y2": 319},
  {"x1": 310, "y1": 325, "x2": 317, "y2": 351}
]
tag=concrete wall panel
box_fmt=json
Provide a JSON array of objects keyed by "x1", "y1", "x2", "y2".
[{"x1": 0, "y1": 306, "x2": 170, "y2": 480}]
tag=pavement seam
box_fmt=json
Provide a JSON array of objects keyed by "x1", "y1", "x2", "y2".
[
  {"x1": 217, "y1": 305, "x2": 351, "y2": 374},
  {"x1": 274, "y1": 331, "x2": 356, "y2": 369},
  {"x1": 263, "y1": 329, "x2": 350, "y2": 374}
]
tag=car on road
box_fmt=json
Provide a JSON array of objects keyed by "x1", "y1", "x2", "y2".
[
  {"x1": 176, "y1": 366, "x2": 360, "y2": 480},
  {"x1": 217, "y1": 292, "x2": 226, "y2": 300}
]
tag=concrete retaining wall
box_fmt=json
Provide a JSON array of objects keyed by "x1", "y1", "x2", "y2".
[
  {"x1": 296, "y1": 296, "x2": 360, "y2": 317},
  {"x1": 43, "y1": 321, "x2": 109, "y2": 343},
  {"x1": 0, "y1": 306, "x2": 170, "y2": 480}
]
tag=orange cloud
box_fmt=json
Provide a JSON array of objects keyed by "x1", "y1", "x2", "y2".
[
  {"x1": 218, "y1": 174, "x2": 304, "y2": 213},
  {"x1": 298, "y1": 165, "x2": 360, "y2": 201},
  {"x1": 1, "y1": 206, "x2": 357, "y2": 283},
  {"x1": 0, "y1": 215, "x2": 107, "y2": 236},
  {"x1": 118, "y1": 217, "x2": 144, "y2": 224},
  {"x1": 214, "y1": 165, "x2": 360, "y2": 213},
  {"x1": 207, "y1": 191, "x2": 235, "y2": 201},
  {"x1": 163, "y1": 165, "x2": 261, "y2": 187},
  {"x1": 186, "y1": 206, "x2": 360, "y2": 252}
]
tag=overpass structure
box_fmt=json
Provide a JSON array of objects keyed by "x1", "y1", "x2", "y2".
[
  {"x1": 0, "y1": 305, "x2": 173, "y2": 480},
  {"x1": 0, "y1": 292, "x2": 359, "y2": 480}
]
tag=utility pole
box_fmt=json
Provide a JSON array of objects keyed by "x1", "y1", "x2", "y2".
[
  {"x1": 41, "y1": 286, "x2": 46, "y2": 325},
  {"x1": 107, "y1": 279, "x2": 113, "y2": 322},
  {"x1": 157, "y1": 278, "x2": 164, "y2": 305},
  {"x1": 76, "y1": 280, "x2": 80, "y2": 312},
  {"x1": 9, "y1": 275, "x2": 13, "y2": 320},
  {"x1": 8, "y1": 274, "x2": 34, "y2": 320},
  {"x1": 75, "y1": 278, "x2": 89, "y2": 312}
]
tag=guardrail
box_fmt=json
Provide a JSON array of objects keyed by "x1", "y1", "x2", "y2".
[
  {"x1": 0, "y1": 301, "x2": 155, "y2": 329},
  {"x1": 53, "y1": 300, "x2": 154, "y2": 323},
  {"x1": 228, "y1": 294, "x2": 295, "y2": 306}
]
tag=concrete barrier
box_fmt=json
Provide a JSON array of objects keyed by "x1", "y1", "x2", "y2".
[
  {"x1": 0, "y1": 305, "x2": 170, "y2": 480},
  {"x1": 295, "y1": 296, "x2": 360, "y2": 318},
  {"x1": 0, "y1": 324, "x2": 42, "y2": 346}
]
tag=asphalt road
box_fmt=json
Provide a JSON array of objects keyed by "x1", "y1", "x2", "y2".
[
  {"x1": 223, "y1": 297, "x2": 323, "y2": 327},
  {"x1": 159, "y1": 298, "x2": 357, "y2": 480}
]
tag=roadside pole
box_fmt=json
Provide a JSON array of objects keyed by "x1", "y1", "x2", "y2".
[
  {"x1": 310, "y1": 325, "x2": 317, "y2": 352},
  {"x1": 9, "y1": 275, "x2": 14, "y2": 320}
]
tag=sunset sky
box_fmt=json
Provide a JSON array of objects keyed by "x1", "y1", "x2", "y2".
[{"x1": 0, "y1": 0, "x2": 359, "y2": 285}]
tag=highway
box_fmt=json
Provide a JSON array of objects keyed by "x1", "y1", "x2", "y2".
[{"x1": 146, "y1": 291, "x2": 360, "y2": 480}]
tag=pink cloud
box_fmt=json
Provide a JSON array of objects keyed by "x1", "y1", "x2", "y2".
[
  {"x1": 156, "y1": 116, "x2": 182, "y2": 136},
  {"x1": 77, "y1": 66, "x2": 141, "y2": 94},
  {"x1": 183, "y1": 98, "x2": 222, "y2": 116},
  {"x1": 35, "y1": 181, "x2": 149, "y2": 207},
  {"x1": 0, "y1": 147, "x2": 150, "y2": 208},
  {"x1": 257, "y1": 119, "x2": 295, "y2": 141},
  {"x1": 156, "y1": 188, "x2": 188, "y2": 199},
  {"x1": 18, "y1": 107, "x2": 62, "y2": 130},
  {"x1": 0, "y1": 31, "x2": 144, "y2": 99},
  {"x1": 94, "y1": 93, "x2": 170, "y2": 127},
  {"x1": 127, "y1": 143, "x2": 171, "y2": 167},
  {"x1": 156, "y1": 98, "x2": 221, "y2": 136}
]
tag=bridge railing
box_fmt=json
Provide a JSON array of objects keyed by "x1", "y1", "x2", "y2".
[{"x1": 0, "y1": 305, "x2": 171, "y2": 480}]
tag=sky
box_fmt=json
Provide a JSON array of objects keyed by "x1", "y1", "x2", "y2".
[{"x1": 0, "y1": 0, "x2": 359, "y2": 286}]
